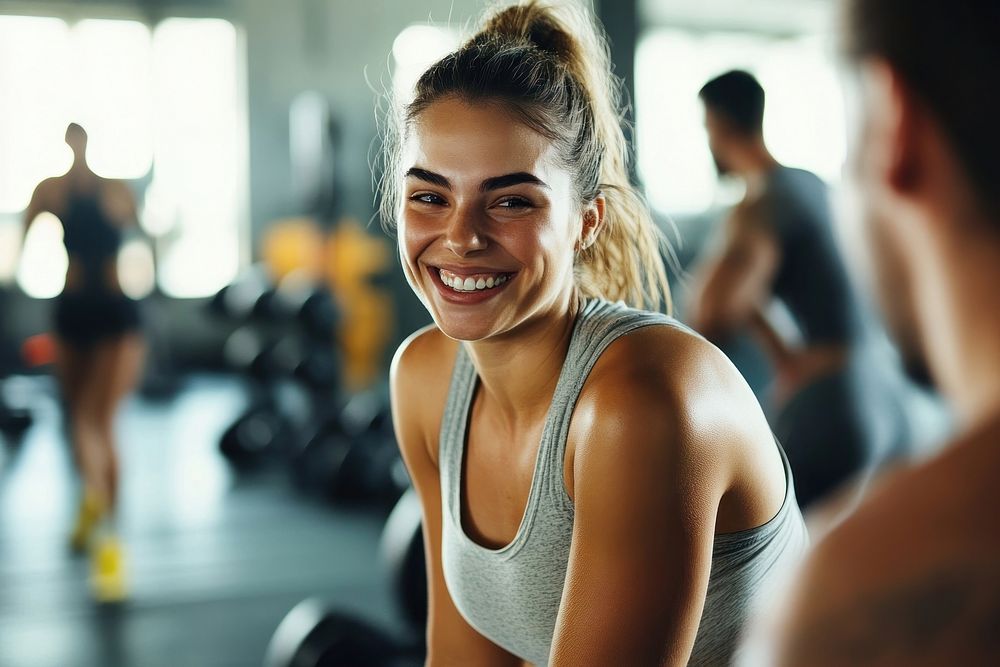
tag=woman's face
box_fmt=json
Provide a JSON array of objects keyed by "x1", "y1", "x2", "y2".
[{"x1": 398, "y1": 97, "x2": 586, "y2": 342}]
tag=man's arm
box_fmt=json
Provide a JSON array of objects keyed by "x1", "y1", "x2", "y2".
[{"x1": 689, "y1": 203, "x2": 780, "y2": 342}]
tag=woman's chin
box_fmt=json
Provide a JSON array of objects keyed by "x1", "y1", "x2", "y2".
[
  {"x1": 429, "y1": 310, "x2": 502, "y2": 343},
  {"x1": 434, "y1": 321, "x2": 494, "y2": 343}
]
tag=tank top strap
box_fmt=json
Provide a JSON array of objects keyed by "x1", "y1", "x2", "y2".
[{"x1": 439, "y1": 342, "x2": 479, "y2": 528}]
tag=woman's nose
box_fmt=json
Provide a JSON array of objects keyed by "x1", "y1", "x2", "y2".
[{"x1": 443, "y1": 207, "x2": 487, "y2": 257}]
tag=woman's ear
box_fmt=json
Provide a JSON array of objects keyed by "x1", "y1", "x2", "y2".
[{"x1": 579, "y1": 194, "x2": 606, "y2": 250}]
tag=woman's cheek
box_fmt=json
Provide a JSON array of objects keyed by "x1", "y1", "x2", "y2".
[{"x1": 398, "y1": 214, "x2": 433, "y2": 302}]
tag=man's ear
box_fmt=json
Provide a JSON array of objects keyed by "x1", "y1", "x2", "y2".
[
  {"x1": 862, "y1": 58, "x2": 924, "y2": 202},
  {"x1": 579, "y1": 194, "x2": 606, "y2": 250}
]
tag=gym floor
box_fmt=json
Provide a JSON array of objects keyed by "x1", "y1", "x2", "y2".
[{"x1": 0, "y1": 374, "x2": 398, "y2": 667}]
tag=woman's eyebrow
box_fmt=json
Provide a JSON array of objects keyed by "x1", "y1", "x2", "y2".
[
  {"x1": 480, "y1": 172, "x2": 549, "y2": 192},
  {"x1": 405, "y1": 167, "x2": 451, "y2": 189},
  {"x1": 404, "y1": 168, "x2": 550, "y2": 192}
]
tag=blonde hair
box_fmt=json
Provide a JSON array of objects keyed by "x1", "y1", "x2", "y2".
[{"x1": 380, "y1": 0, "x2": 672, "y2": 312}]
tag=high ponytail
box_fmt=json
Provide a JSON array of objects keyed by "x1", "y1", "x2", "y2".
[{"x1": 381, "y1": 0, "x2": 672, "y2": 312}]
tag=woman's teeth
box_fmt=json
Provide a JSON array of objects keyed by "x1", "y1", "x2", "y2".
[{"x1": 438, "y1": 269, "x2": 509, "y2": 292}]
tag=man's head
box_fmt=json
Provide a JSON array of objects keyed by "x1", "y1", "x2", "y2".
[
  {"x1": 843, "y1": 0, "x2": 1000, "y2": 386},
  {"x1": 698, "y1": 70, "x2": 765, "y2": 175}
]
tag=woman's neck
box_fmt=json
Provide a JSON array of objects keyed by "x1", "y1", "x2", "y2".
[{"x1": 464, "y1": 289, "x2": 582, "y2": 429}]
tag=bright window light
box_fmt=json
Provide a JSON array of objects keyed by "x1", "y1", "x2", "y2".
[
  {"x1": 392, "y1": 24, "x2": 460, "y2": 103},
  {"x1": 0, "y1": 219, "x2": 19, "y2": 282},
  {"x1": 0, "y1": 16, "x2": 72, "y2": 214},
  {"x1": 118, "y1": 237, "x2": 156, "y2": 299},
  {"x1": 151, "y1": 18, "x2": 243, "y2": 298},
  {"x1": 0, "y1": 17, "x2": 153, "y2": 214},
  {"x1": 0, "y1": 15, "x2": 245, "y2": 299},
  {"x1": 635, "y1": 30, "x2": 846, "y2": 215},
  {"x1": 17, "y1": 213, "x2": 67, "y2": 298},
  {"x1": 70, "y1": 19, "x2": 154, "y2": 178},
  {"x1": 159, "y1": 231, "x2": 238, "y2": 298}
]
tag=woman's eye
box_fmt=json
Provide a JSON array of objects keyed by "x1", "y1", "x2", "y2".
[
  {"x1": 496, "y1": 197, "x2": 532, "y2": 210},
  {"x1": 409, "y1": 193, "x2": 445, "y2": 205}
]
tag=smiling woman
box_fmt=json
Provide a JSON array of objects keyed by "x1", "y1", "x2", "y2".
[{"x1": 379, "y1": 2, "x2": 808, "y2": 665}]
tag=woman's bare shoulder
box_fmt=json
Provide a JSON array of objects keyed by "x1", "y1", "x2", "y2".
[
  {"x1": 570, "y1": 322, "x2": 771, "y2": 488},
  {"x1": 391, "y1": 324, "x2": 457, "y2": 381},
  {"x1": 390, "y1": 325, "x2": 459, "y2": 467},
  {"x1": 584, "y1": 322, "x2": 753, "y2": 411},
  {"x1": 31, "y1": 176, "x2": 63, "y2": 201}
]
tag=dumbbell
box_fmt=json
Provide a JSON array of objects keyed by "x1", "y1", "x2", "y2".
[
  {"x1": 292, "y1": 392, "x2": 404, "y2": 506},
  {"x1": 293, "y1": 419, "x2": 401, "y2": 505},
  {"x1": 209, "y1": 267, "x2": 276, "y2": 323},
  {"x1": 293, "y1": 343, "x2": 341, "y2": 394},
  {"x1": 219, "y1": 403, "x2": 293, "y2": 468},
  {"x1": 0, "y1": 333, "x2": 56, "y2": 440},
  {"x1": 0, "y1": 403, "x2": 33, "y2": 439},
  {"x1": 379, "y1": 489, "x2": 427, "y2": 636},
  {"x1": 264, "y1": 600, "x2": 420, "y2": 667},
  {"x1": 262, "y1": 275, "x2": 339, "y2": 337},
  {"x1": 224, "y1": 329, "x2": 306, "y2": 383}
]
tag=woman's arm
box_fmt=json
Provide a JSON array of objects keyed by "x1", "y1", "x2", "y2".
[
  {"x1": 551, "y1": 328, "x2": 765, "y2": 666},
  {"x1": 390, "y1": 329, "x2": 523, "y2": 667}
]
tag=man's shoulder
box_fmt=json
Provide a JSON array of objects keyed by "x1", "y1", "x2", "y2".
[
  {"x1": 813, "y1": 434, "x2": 1000, "y2": 580},
  {"x1": 777, "y1": 433, "x2": 1000, "y2": 665}
]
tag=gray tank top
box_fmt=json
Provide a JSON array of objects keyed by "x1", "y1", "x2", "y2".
[{"x1": 439, "y1": 298, "x2": 808, "y2": 666}]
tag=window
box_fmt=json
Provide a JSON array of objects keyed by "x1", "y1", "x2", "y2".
[
  {"x1": 16, "y1": 213, "x2": 67, "y2": 299},
  {"x1": 0, "y1": 16, "x2": 74, "y2": 215},
  {"x1": 0, "y1": 14, "x2": 246, "y2": 298},
  {"x1": 392, "y1": 23, "x2": 460, "y2": 104},
  {"x1": 148, "y1": 18, "x2": 245, "y2": 298}
]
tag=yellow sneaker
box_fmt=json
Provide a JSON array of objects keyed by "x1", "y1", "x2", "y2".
[
  {"x1": 90, "y1": 535, "x2": 128, "y2": 603},
  {"x1": 69, "y1": 491, "x2": 105, "y2": 554}
]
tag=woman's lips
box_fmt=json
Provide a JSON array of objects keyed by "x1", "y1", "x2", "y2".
[{"x1": 427, "y1": 265, "x2": 516, "y2": 304}]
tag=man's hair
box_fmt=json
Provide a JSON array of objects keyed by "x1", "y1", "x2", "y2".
[
  {"x1": 698, "y1": 70, "x2": 765, "y2": 137},
  {"x1": 844, "y1": 0, "x2": 1000, "y2": 218}
]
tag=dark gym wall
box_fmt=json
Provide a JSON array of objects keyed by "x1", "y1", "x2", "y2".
[{"x1": 596, "y1": 0, "x2": 639, "y2": 181}]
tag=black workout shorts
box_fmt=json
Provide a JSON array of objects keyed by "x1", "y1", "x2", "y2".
[{"x1": 54, "y1": 289, "x2": 142, "y2": 347}]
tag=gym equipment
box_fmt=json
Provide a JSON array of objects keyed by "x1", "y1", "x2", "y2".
[
  {"x1": 264, "y1": 600, "x2": 420, "y2": 667},
  {"x1": 0, "y1": 402, "x2": 32, "y2": 439},
  {"x1": 0, "y1": 333, "x2": 54, "y2": 440},
  {"x1": 257, "y1": 275, "x2": 339, "y2": 340},
  {"x1": 217, "y1": 290, "x2": 340, "y2": 469},
  {"x1": 379, "y1": 489, "x2": 426, "y2": 635},
  {"x1": 325, "y1": 219, "x2": 393, "y2": 392},
  {"x1": 219, "y1": 403, "x2": 294, "y2": 469},
  {"x1": 293, "y1": 343, "x2": 340, "y2": 393},
  {"x1": 209, "y1": 266, "x2": 277, "y2": 323},
  {"x1": 261, "y1": 218, "x2": 326, "y2": 283},
  {"x1": 292, "y1": 391, "x2": 405, "y2": 506},
  {"x1": 21, "y1": 333, "x2": 56, "y2": 367}
]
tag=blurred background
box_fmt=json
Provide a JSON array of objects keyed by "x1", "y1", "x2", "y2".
[{"x1": 0, "y1": 1, "x2": 950, "y2": 666}]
